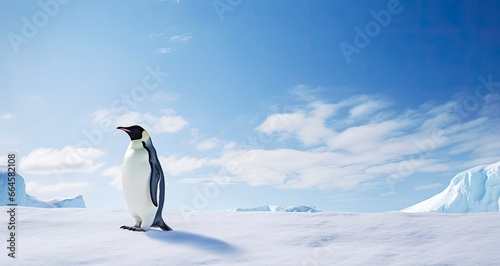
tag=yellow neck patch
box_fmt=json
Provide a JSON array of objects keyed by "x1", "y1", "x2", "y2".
[{"x1": 141, "y1": 130, "x2": 150, "y2": 141}]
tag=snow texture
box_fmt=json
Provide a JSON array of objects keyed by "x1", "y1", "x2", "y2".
[
  {"x1": 403, "y1": 160, "x2": 500, "y2": 213},
  {"x1": 0, "y1": 208, "x2": 499, "y2": 265},
  {"x1": 0, "y1": 171, "x2": 86, "y2": 208},
  {"x1": 229, "y1": 205, "x2": 320, "y2": 212}
]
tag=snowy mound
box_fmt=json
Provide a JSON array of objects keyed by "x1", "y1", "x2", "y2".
[
  {"x1": 0, "y1": 170, "x2": 86, "y2": 208},
  {"x1": 229, "y1": 205, "x2": 320, "y2": 212},
  {"x1": 403, "y1": 160, "x2": 500, "y2": 213}
]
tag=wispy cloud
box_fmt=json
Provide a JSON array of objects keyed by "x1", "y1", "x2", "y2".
[
  {"x1": 26, "y1": 181, "x2": 89, "y2": 194},
  {"x1": 101, "y1": 165, "x2": 122, "y2": 190},
  {"x1": 150, "y1": 26, "x2": 179, "y2": 38},
  {"x1": 153, "y1": 47, "x2": 176, "y2": 54},
  {"x1": 414, "y1": 183, "x2": 443, "y2": 191},
  {"x1": 169, "y1": 33, "x2": 192, "y2": 44},
  {"x1": 289, "y1": 84, "x2": 322, "y2": 101},
  {"x1": 196, "y1": 137, "x2": 219, "y2": 151},
  {"x1": 153, "y1": 0, "x2": 184, "y2": 3},
  {"x1": 20, "y1": 146, "x2": 105, "y2": 175},
  {"x1": 93, "y1": 109, "x2": 188, "y2": 134},
  {"x1": 160, "y1": 155, "x2": 211, "y2": 176},
  {"x1": 0, "y1": 113, "x2": 14, "y2": 121},
  {"x1": 348, "y1": 95, "x2": 391, "y2": 118},
  {"x1": 150, "y1": 29, "x2": 191, "y2": 55}
]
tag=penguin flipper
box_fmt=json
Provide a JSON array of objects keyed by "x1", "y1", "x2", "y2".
[
  {"x1": 142, "y1": 139, "x2": 163, "y2": 207},
  {"x1": 148, "y1": 162, "x2": 161, "y2": 207}
]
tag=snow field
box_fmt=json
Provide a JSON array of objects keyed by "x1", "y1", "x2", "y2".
[{"x1": 1, "y1": 208, "x2": 499, "y2": 265}]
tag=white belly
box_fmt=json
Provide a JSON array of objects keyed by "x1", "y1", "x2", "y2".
[{"x1": 121, "y1": 141, "x2": 157, "y2": 227}]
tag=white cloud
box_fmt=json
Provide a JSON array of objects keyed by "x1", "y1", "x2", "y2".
[
  {"x1": 152, "y1": 33, "x2": 191, "y2": 55},
  {"x1": 154, "y1": 47, "x2": 176, "y2": 54},
  {"x1": 0, "y1": 113, "x2": 14, "y2": 121},
  {"x1": 196, "y1": 138, "x2": 219, "y2": 151},
  {"x1": 414, "y1": 183, "x2": 443, "y2": 191},
  {"x1": 151, "y1": 110, "x2": 188, "y2": 133},
  {"x1": 289, "y1": 84, "x2": 322, "y2": 101},
  {"x1": 152, "y1": 0, "x2": 184, "y2": 4},
  {"x1": 26, "y1": 181, "x2": 89, "y2": 194},
  {"x1": 169, "y1": 33, "x2": 192, "y2": 44},
  {"x1": 214, "y1": 148, "x2": 372, "y2": 189},
  {"x1": 20, "y1": 146, "x2": 105, "y2": 175},
  {"x1": 160, "y1": 155, "x2": 210, "y2": 176},
  {"x1": 150, "y1": 26, "x2": 180, "y2": 38},
  {"x1": 223, "y1": 142, "x2": 236, "y2": 150},
  {"x1": 93, "y1": 109, "x2": 188, "y2": 134},
  {"x1": 256, "y1": 101, "x2": 336, "y2": 146},
  {"x1": 480, "y1": 93, "x2": 500, "y2": 118},
  {"x1": 102, "y1": 165, "x2": 122, "y2": 190},
  {"x1": 348, "y1": 96, "x2": 391, "y2": 118},
  {"x1": 327, "y1": 119, "x2": 411, "y2": 153},
  {"x1": 190, "y1": 128, "x2": 200, "y2": 137}
]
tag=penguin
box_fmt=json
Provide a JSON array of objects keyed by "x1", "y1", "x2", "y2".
[{"x1": 117, "y1": 125, "x2": 172, "y2": 231}]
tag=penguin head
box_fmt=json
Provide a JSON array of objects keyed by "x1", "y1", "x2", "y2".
[{"x1": 117, "y1": 125, "x2": 150, "y2": 141}]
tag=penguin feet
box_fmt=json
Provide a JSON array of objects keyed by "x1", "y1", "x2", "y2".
[{"x1": 120, "y1": 225, "x2": 146, "y2": 232}]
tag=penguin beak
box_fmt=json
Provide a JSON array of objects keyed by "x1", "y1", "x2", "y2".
[{"x1": 117, "y1": 126, "x2": 131, "y2": 133}]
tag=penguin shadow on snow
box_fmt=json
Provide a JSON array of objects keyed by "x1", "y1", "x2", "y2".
[{"x1": 146, "y1": 229, "x2": 240, "y2": 254}]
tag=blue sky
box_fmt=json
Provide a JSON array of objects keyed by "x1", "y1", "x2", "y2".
[{"x1": 1, "y1": 0, "x2": 500, "y2": 212}]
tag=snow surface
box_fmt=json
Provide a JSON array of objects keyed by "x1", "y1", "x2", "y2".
[
  {"x1": 403, "y1": 160, "x2": 500, "y2": 213},
  {"x1": 229, "y1": 205, "x2": 320, "y2": 212},
  {"x1": 0, "y1": 171, "x2": 86, "y2": 208},
  {"x1": 0, "y1": 207, "x2": 499, "y2": 265}
]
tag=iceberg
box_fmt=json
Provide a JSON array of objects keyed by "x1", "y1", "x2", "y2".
[
  {"x1": 0, "y1": 170, "x2": 86, "y2": 208},
  {"x1": 403, "y1": 160, "x2": 500, "y2": 213}
]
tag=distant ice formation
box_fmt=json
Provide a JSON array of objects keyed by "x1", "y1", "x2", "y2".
[
  {"x1": 403, "y1": 161, "x2": 500, "y2": 213},
  {"x1": 0, "y1": 170, "x2": 86, "y2": 208},
  {"x1": 229, "y1": 205, "x2": 320, "y2": 212}
]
